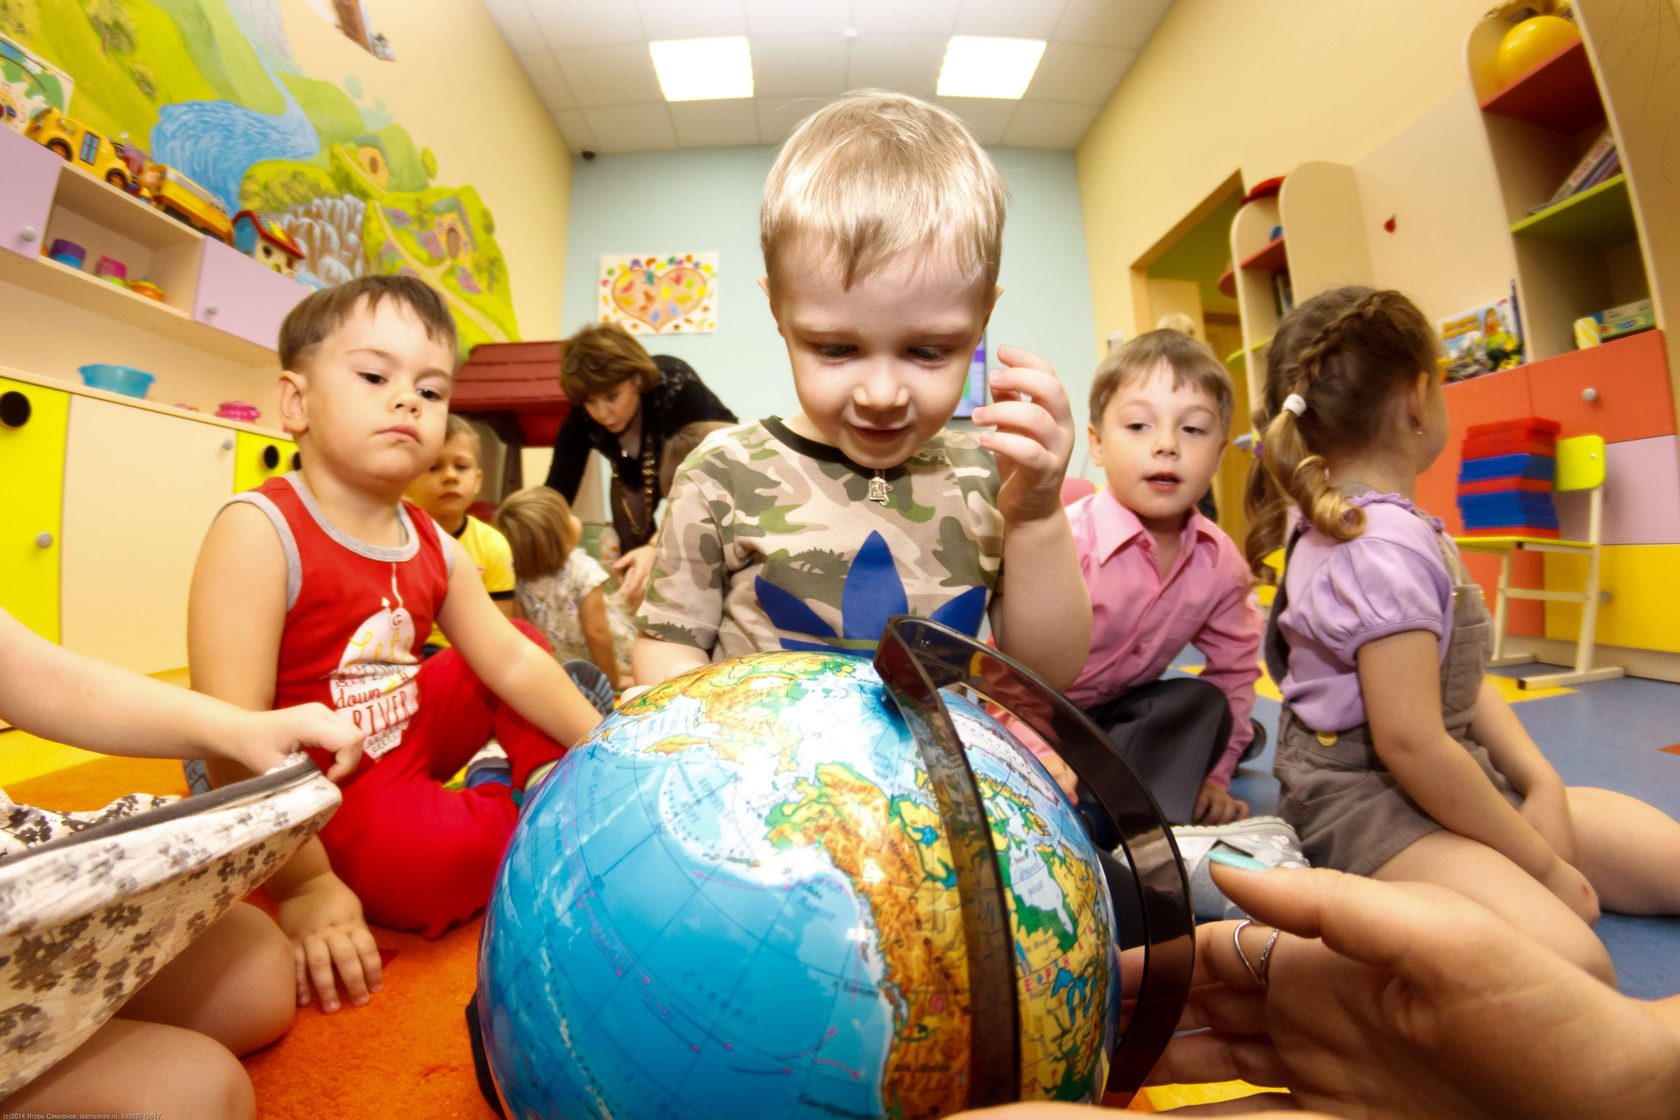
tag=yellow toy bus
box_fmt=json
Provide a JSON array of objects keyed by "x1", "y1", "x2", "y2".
[
  {"x1": 24, "y1": 107, "x2": 131, "y2": 189},
  {"x1": 137, "y1": 162, "x2": 232, "y2": 244}
]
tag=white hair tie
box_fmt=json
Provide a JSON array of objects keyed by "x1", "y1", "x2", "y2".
[{"x1": 1281, "y1": 393, "x2": 1308, "y2": 418}]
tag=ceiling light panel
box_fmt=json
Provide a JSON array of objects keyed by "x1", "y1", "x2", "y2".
[
  {"x1": 649, "y1": 36, "x2": 755, "y2": 101},
  {"x1": 936, "y1": 35, "x2": 1046, "y2": 99}
]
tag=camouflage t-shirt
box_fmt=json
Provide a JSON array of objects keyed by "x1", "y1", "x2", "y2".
[{"x1": 639, "y1": 418, "x2": 1005, "y2": 659}]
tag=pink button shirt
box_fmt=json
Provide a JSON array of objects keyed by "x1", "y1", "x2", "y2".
[{"x1": 1066, "y1": 491, "x2": 1262, "y2": 789}]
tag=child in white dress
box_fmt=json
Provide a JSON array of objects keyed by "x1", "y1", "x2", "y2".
[{"x1": 494, "y1": 487, "x2": 636, "y2": 691}]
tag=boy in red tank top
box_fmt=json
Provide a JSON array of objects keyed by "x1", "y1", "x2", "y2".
[{"x1": 187, "y1": 276, "x2": 603, "y2": 1013}]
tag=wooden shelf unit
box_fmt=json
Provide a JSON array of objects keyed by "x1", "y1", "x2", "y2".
[{"x1": 1228, "y1": 161, "x2": 1372, "y2": 407}]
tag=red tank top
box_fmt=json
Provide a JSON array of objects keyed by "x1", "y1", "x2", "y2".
[{"x1": 234, "y1": 475, "x2": 451, "y2": 759}]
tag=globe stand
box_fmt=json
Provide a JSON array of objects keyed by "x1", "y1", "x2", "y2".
[{"x1": 874, "y1": 617, "x2": 1195, "y2": 1104}]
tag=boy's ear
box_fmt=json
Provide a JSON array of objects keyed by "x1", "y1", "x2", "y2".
[
  {"x1": 278, "y1": 371, "x2": 308, "y2": 435},
  {"x1": 1086, "y1": 421, "x2": 1103, "y2": 468}
]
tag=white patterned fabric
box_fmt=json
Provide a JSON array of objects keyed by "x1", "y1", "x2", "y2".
[{"x1": 0, "y1": 758, "x2": 340, "y2": 1096}]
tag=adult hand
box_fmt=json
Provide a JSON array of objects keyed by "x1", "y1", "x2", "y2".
[
  {"x1": 223, "y1": 703, "x2": 365, "y2": 782},
  {"x1": 1149, "y1": 865, "x2": 1680, "y2": 1120},
  {"x1": 276, "y1": 872, "x2": 384, "y2": 1013},
  {"x1": 1195, "y1": 781, "x2": 1250, "y2": 825},
  {"x1": 970, "y1": 347, "x2": 1075, "y2": 526},
  {"x1": 614, "y1": 544, "x2": 657, "y2": 611}
]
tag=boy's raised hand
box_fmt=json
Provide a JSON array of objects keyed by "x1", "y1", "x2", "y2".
[
  {"x1": 971, "y1": 347, "x2": 1075, "y2": 525},
  {"x1": 221, "y1": 703, "x2": 366, "y2": 782}
]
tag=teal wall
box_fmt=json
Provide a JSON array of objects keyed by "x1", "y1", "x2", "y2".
[{"x1": 561, "y1": 145, "x2": 1099, "y2": 461}]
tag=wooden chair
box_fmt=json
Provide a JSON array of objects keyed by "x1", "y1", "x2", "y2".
[{"x1": 1455, "y1": 433, "x2": 1624, "y2": 689}]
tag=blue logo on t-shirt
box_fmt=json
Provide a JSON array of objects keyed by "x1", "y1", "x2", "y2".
[{"x1": 756, "y1": 530, "x2": 987, "y2": 654}]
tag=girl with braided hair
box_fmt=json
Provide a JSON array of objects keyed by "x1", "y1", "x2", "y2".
[{"x1": 1244, "y1": 285, "x2": 1680, "y2": 983}]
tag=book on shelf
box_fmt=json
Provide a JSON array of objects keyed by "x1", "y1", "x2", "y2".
[
  {"x1": 1440, "y1": 286, "x2": 1524, "y2": 381},
  {"x1": 1529, "y1": 128, "x2": 1617, "y2": 213}
]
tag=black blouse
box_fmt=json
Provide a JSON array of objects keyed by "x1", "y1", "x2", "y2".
[{"x1": 543, "y1": 354, "x2": 736, "y2": 537}]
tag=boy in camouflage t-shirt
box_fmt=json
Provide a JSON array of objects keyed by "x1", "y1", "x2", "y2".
[{"x1": 634, "y1": 92, "x2": 1091, "y2": 689}]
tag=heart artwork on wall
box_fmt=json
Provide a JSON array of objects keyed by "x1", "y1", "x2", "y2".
[{"x1": 599, "y1": 253, "x2": 718, "y2": 333}]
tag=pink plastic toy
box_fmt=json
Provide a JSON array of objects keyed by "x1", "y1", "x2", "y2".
[
  {"x1": 93, "y1": 255, "x2": 127, "y2": 286},
  {"x1": 215, "y1": 400, "x2": 261, "y2": 422}
]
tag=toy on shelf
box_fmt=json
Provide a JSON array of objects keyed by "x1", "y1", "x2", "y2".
[
  {"x1": 1574, "y1": 298, "x2": 1654, "y2": 348},
  {"x1": 46, "y1": 238, "x2": 84, "y2": 269},
  {"x1": 1456, "y1": 417, "x2": 1562, "y2": 537},
  {"x1": 93, "y1": 255, "x2": 127, "y2": 286},
  {"x1": 1440, "y1": 289, "x2": 1524, "y2": 380},
  {"x1": 1496, "y1": 14, "x2": 1581, "y2": 85},
  {"x1": 127, "y1": 279, "x2": 164, "y2": 301},
  {"x1": 135, "y1": 161, "x2": 233, "y2": 243},
  {"x1": 215, "y1": 401, "x2": 260, "y2": 422},
  {"x1": 232, "y1": 211, "x2": 306, "y2": 277},
  {"x1": 0, "y1": 33, "x2": 74, "y2": 136},
  {"x1": 25, "y1": 107, "x2": 132, "y2": 188},
  {"x1": 78, "y1": 363, "x2": 155, "y2": 399}
]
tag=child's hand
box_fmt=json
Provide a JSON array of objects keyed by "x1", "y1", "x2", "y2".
[
  {"x1": 613, "y1": 544, "x2": 657, "y2": 611},
  {"x1": 1539, "y1": 855, "x2": 1600, "y2": 924},
  {"x1": 1519, "y1": 782, "x2": 1577, "y2": 863},
  {"x1": 1195, "y1": 781, "x2": 1250, "y2": 825},
  {"x1": 226, "y1": 703, "x2": 366, "y2": 782},
  {"x1": 276, "y1": 873, "x2": 384, "y2": 1013},
  {"x1": 971, "y1": 347, "x2": 1075, "y2": 525}
]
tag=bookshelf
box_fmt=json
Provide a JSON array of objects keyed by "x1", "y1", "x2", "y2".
[{"x1": 1227, "y1": 161, "x2": 1372, "y2": 405}]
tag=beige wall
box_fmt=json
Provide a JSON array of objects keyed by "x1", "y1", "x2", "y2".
[
  {"x1": 281, "y1": 0, "x2": 572, "y2": 339},
  {"x1": 1077, "y1": 0, "x2": 1500, "y2": 349}
]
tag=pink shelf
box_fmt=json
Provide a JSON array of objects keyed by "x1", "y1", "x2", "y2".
[{"x1": 1480, "y1": 38, "x2": 1605, "y2": 133}]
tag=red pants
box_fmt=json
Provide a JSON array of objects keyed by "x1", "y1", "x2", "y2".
[{"x1": 315, "y1": 620, "x2": 565, "y2": 937}]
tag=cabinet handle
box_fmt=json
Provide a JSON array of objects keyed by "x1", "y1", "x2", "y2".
[
  {"x1": 19, "y1": 226, "x2": 37, "y2": 243},
  {"x1": 35, "y1": 532, "x2": 53, "y2": 549},
  {"x1": 0, "y1": 391, "x2": 29, "y2": 429},
  {"x1": 1582, "y1": 387, "x2": 1598, "y2": 403},
  {"x1": 222, "y1": 438, "x2": 235, "y2": 451},
  {"x1": 205, "y1": 303, "x2": 220, "y2": 315}
]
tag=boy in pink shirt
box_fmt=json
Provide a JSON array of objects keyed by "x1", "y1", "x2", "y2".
[{"x1": 1066, "y1": 330, "x2": 1261, "y2": 826}]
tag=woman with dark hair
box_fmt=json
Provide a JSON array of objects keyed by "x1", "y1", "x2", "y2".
[{"x1": 544, "y1": 322, "x2": 736, "y2": 607}]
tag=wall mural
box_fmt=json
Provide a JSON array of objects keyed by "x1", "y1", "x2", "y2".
[
  {"x1": 599, "y1": 252, "x2": 718, "y2": 334},
  {"x1": 0, "y1": 0, "x2": 517, "y2": 355}
]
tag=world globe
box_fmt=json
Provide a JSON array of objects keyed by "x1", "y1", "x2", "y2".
[{"x1": 477, "y1": 648, "x2": 1120, "y2": 1120}]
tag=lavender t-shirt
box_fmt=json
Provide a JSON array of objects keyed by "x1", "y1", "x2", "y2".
[{"x1": 1277, "y1": 493, "x2": 1455, "y2": 731}]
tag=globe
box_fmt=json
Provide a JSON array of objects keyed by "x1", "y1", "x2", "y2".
[{"x1": 478, "y1": 649, "x2": 1119, "y2": 1120}]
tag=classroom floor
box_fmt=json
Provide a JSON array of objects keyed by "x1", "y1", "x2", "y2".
[{"x1": 1220, "y1": 658, "x2": 1680, "y2": 999}]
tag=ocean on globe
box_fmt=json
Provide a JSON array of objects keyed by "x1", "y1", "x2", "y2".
[{"x1": 478, "y1": 649, "x2": 1118, "y2": 1120}]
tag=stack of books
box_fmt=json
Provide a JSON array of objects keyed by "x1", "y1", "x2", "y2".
[
  {"x1": 1456, "y1": 417, "x2": 1562, "y2": 537},
  {"x1": 1529, "y1": 128, "x2": 1619, "y2": 214}
]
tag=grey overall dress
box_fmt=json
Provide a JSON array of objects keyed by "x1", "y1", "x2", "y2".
[{"x1": 1265, "y1": 510, "x2": 1521, "y2": 876}]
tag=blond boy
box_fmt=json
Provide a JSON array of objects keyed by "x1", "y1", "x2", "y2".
[
  {"x1": 188, "y1": 276, "x2": 600, "y2": 1011},
  {"x1": 634, "y1": 91, "x2": 1090, "y2": 689},
  {"x1": 407, "y1": 413, "x2": 517, "y2": 650}
]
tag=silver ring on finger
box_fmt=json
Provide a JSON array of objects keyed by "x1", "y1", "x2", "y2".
[{"x1": 1233, "y1": 918, "x2": 1281, "y2": 987}]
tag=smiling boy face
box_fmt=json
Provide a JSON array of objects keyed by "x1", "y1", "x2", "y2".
[{"x1": 1089, "y1": 360, "x2": 1226, "y2": 535}]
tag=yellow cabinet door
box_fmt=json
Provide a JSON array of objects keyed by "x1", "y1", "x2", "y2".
[
  {"x1": 60, "y1": 396, "x2": 236, "y2": 674},
  {"x1": 0, "y1": 377, "x2": 69, "y2": 642},
  {"x1": 235, "y1": 430, "x2": 300, "y2": 493}
]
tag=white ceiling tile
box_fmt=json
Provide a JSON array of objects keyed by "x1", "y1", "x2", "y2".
[
  {"x1": 482, "y1": 0, "x2": 546, "y2": 51},
  {"x1": 1000, "y1": 100, "x2": 1097, "y2": 149},
  {"x1": 934, "y1": 96, "x2": 1017, "y2": 145},
  {"x1": 582, "y1": 104, "x2": 679, "y2": 152},
  {"x1": 552, "y1": 109, "x2": 598, "y2": 154},
  {"x1": 1053, "y1": 0, "x2": 1172, "y2": 50},
  {"x1": 518, "y1": 50, "x2": 577, "y2": 110},
  {"x1": 1024, "y1": 43, "x2": 1134, "y2": 106},
  {"x1": 533, "y1": 0, "x2": 646, "y2": 51},
  {"x1": 744, "y1": 0, "x2": 852, "y2": 37},
  {"x1": 557, "y1": 42, "x2": 664, "y2": 107},
  {"x1": 669, "y1": 99, "x2": 763, "y2": 147},
  {"x1": 954, "y1": 0, "x2": 1067, "y2": 39},
  {"x1": 850, "y1": 0, "x2": 960, "y2": 36},
  {"x1": 750, "y1": 35, "x2": 849, "y2": 98},
  {"x1": 757, "y1": 95, "x2": 826, "y2": 144},
  {"x1": 845, "y1": 35, "x2": 947, "y2": 99},
  {"x1": 635, "y1": 0, "x2": 746, "y2": 39}
]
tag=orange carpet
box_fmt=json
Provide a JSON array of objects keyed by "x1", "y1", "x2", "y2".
[{"x1": 9, "y1": 750, "x2": 495, "y2": 1119}]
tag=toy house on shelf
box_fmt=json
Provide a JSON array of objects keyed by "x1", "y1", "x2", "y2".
[{"x1": 232, "y1": 211, "x2": 306, "y2": 278}]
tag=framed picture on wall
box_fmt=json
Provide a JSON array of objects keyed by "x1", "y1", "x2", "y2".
[{"x1": 955, "y1": 335, "x2": 987, "y2": 419}]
